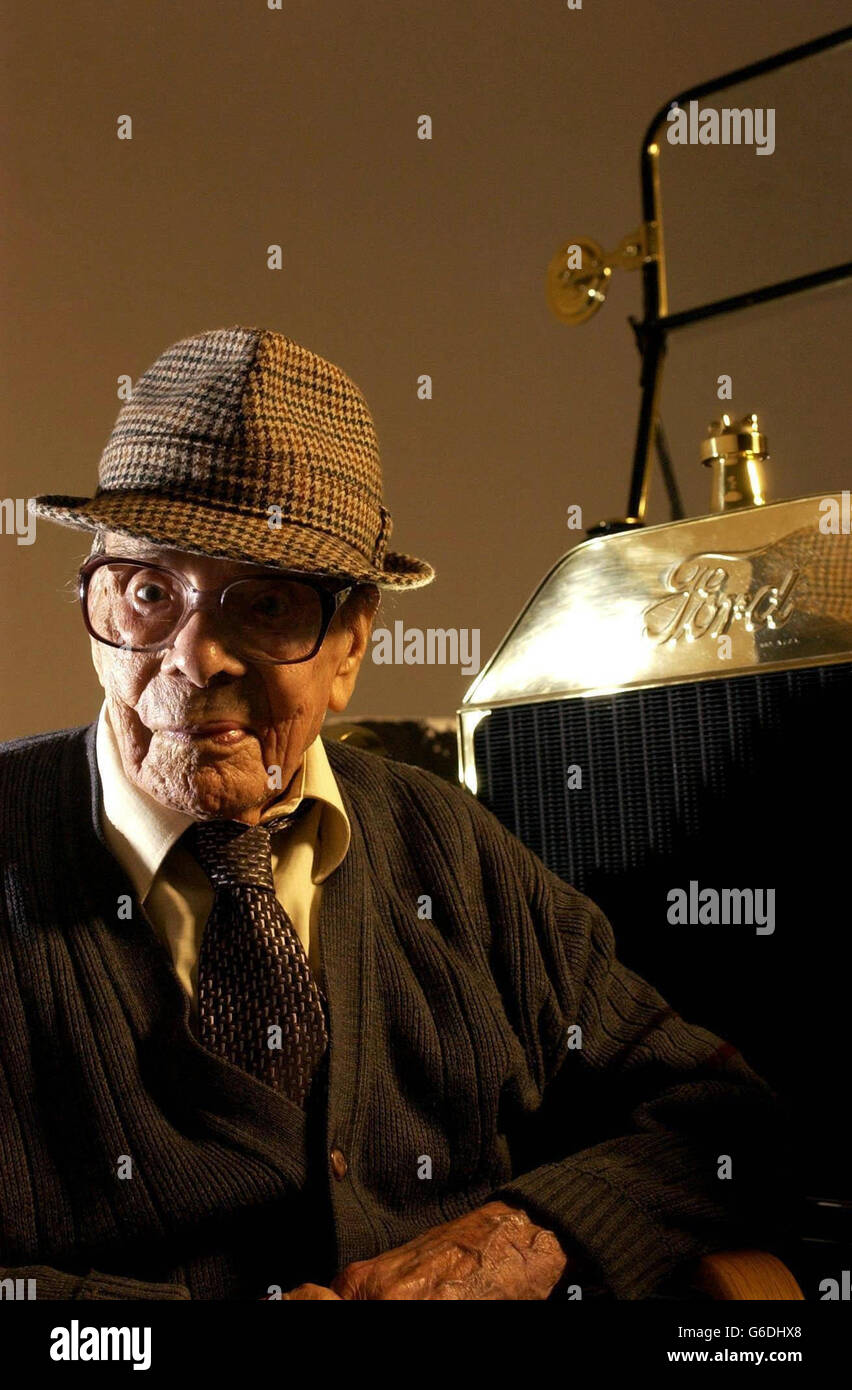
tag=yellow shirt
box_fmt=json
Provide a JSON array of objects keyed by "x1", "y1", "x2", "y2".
[{"x1": 95, "y1": 702, "x2": 350, "y2": 1019}]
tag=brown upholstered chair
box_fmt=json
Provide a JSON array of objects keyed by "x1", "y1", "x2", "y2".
[{"x1": 689, "y1": 1250, "x2": 804, "y2": 1300}]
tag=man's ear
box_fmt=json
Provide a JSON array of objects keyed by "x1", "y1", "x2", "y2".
[{"x1": 326, "y1": 591, "x2": 379, "y2": 713}]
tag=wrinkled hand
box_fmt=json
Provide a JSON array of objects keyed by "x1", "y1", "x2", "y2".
[
  {"x1": 281, "y1": 1283, "x2": 342, "y2": 1300},
  {"x1": 283, "y1": 1201, "x2": 570, "y2": 1300}
]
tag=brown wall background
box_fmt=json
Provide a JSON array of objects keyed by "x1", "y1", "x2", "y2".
[{"x1": 2, "y1": 0, "x2": 849, "y2": 739}]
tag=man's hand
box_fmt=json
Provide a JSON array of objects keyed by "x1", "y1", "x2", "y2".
[
  {"x1": 282, "y1": 1200, "x2": 570, "y2": 1300},
  {"x1": 281, "y1": 1283, "x2": 342, "y2": 1299}
]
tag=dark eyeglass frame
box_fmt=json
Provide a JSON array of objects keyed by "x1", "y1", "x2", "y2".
[{"x1": 78, "y1": 554, "x2": 357, "y2": 664}]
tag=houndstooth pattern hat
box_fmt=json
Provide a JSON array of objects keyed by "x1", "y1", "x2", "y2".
[{"x1": 32, "y1": 326, "x2": 435, "y2": 589}]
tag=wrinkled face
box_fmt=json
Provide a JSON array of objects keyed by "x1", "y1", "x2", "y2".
[{"x1": 89, "y1": 531, "x2": 378, "y2": 823}]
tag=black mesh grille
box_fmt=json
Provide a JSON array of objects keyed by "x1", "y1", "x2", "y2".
[
  {"x1": 474, "y1": 664, "x2": 851, "y2": 888},
  {"x1": 472, "y1": 661, "x2": 852, "y2": 1197}
]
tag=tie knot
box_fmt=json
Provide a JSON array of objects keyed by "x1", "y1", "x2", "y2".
[
  {"x1": 185, "y1": 798, "x2": 313, "y2": 888},
  {"x1": 186, "y1": 820, "x2": 275, "y2": 889}
]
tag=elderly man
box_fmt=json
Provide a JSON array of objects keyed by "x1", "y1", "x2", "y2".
[{"x1": 0, "y1": 326, "x2": 782, "y2": 1301}]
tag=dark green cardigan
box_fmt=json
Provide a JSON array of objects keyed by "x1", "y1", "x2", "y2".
[{"x1": 0, "y1": 723, "x2": 783, "y2": 1300}]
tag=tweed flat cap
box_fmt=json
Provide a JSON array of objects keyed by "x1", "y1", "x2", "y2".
[{"x1": 32, "y1": 326, "x2": 435, "y2": 589}]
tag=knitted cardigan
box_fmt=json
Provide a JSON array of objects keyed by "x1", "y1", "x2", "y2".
[{"x1": 0, "y1": 723, "x2": 784, "y2": 1300}]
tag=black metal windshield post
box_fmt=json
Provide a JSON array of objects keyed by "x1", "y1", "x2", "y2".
[{"x1": 627, "y1": 23, "x2": 852, "y2": 527}]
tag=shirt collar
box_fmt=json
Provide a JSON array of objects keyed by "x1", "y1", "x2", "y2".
[{"x1": 95, "y1": 701, "x2": 350, "y2": 902}]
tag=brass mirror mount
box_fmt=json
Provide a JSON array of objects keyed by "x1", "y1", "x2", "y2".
[{"x1": 546, "y1": 224, "x2": 659, "y2": 326}]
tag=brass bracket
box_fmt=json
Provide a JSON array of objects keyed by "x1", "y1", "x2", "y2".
[{"x1": 546, "y1": 223, "x2": 659, "y2": 324}]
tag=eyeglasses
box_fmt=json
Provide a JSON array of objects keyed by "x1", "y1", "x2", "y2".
[{"x1": 78, "y1": 555, "x2": 356, "y2": 664}]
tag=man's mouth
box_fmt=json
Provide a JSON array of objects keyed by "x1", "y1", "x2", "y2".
[{"x1": 160, "y1": 720, "x2": 255, "y2": 746}]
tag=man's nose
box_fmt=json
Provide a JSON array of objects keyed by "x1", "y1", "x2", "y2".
[{"x1": 159, "y1": 609, "x2": 248, "y2": 685}]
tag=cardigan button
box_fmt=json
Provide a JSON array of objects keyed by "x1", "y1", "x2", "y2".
[{"x1": 330, "y1": 1147, "x2": 348, "y2": 1180}]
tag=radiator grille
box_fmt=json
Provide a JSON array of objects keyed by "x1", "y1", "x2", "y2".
[
  {"x1": 473, "y1": 661, "x2": 852, "y2": 1195},
  {"x1": 474, "y1": 663, "x2": 852, "y2": 887}
]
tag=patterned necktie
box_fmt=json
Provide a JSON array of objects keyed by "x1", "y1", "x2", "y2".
[{"x1": 185, "y1": 800, "x2": 329, "y2": 1106}]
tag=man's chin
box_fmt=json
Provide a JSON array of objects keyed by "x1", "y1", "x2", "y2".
[{"x1": 138, "y1": 734, "x2": 268, "y2": 820}]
